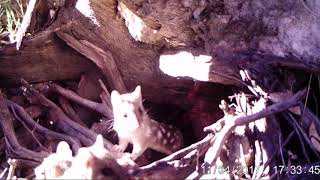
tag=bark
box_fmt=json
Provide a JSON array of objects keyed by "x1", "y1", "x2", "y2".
[
  {"x1": 0, "y1": 31, "x2": 96, "y2": 87},
  {"x1": 1, "y1": 0, "x2": 319, "y2": 104},
  {"x1": 0, "y1": 0, "x2": 320, "y2": 178}
]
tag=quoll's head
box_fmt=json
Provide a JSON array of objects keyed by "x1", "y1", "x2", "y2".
[{"x1": 111, "y1": 86, "x2": 145, "y2": 131}]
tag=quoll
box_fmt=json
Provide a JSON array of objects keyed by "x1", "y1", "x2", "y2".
[{"x1": 111, "y1": 86, "x2": 184, "y2": 160}]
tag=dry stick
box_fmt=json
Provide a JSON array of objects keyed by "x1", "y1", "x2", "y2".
[
  {"x1": 264, "y1": 109, "x2": 319, "y2": 179},
  {"x1": 312, "y1": 93, "x2": 318, "y2": 117},
  {"x1": 6, "y1": 100, "x2": 81, "y2": 153},
  {"x1": 0, "y1": 167, "x2": 8, "y2": 179},
  {"x1": 279, "y1": 134, "x2": 286, "y2": 169},
  {"x1": 130, "y1": 134, "x2": 214, "y2": 178},
  {"x1": 9, "y1": 106, "x2": 47, "y2": 151},
  {"x1": 288, "y1": 112, "x2": 320, "y2": 159},
  {"x1": 260, "y1": 131, "x2": 295, "y2": 177},
  {"x1": 0, "y1": 91, "x2": 46, "y2": 164},
  {"x1": 98, "y1": 79, "x2": 112, "y2": 108},
  {"x1": 253, "y1": 140, "x2": 264, "y2": 179},
  {"x1": 299, "y1": 103, "x2": 320, "y2": 135},
  {"x1": 82, "y1": 39, "x2": 127, "y2": 92},
  {"x1": 141, "y1": 134, "x2": 213, "y2": 169},
  {"x1": 302, "y1": 74, "x2": 312, "y2": 117},
  {"x1": 15, "y1": 0, "x2": 37, "y2": 50},
  {"x1": 204, "y1": 89, "x2": 307, "y2": 166},
  {"x1": 289, "y1": 114, "x2": 311, "y2": 162},
  {"x1": 21, "y1": 80, "x2": 94, "y2": 146},
  {"x1": 21, "y1": 79, "x2": 114, "y2": 149},
  {"x1": 50, "y1": 83, "x2": 113, "y2": 118},
  {"x1": 6, "y1": 159, "x2": 17, "y2": 180},
  {"x1": 58, "y1": 97, "x2": 87, "y2": 127},
  {"x1": 132, "y1": 150, "x2": 197, "y2": 179}
]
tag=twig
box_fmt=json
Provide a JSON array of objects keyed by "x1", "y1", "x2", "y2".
[
  {"x1": 312, "y1": 93, "x2": 318, "y2": 117},
  {"x1": 50, "y1": 83, "x2": 113, "y2": 118},
  {"x1": 301, "y1": 105, "x2": 320, "y2": 135},
  {"x1": 21, "y1": 79, "x2": 95, "y2": 145},
  {"x1": 15, "y1": 0, "x2": 37, "y2": 50},
  {"x1": 0, "y1": 167, "x2": 8, "y2": 179},
  {"x1": 279, "y1": 134, "x2": 286, "y2": 168},
  {"x1": 142, "y1": 134, "x2": 213, "y2": 168},
  {"x1": 7, "y1": 100, "x2": 81, "y2": 153},
  {"x1": 10, "y1": 106, "x2": 48, "y2": 152},
  {"x1": 98, "y1": 79, "x2": 112, "y2": 108},
  {"x1": 6, "y1": 159, "x2": 17, "y2": 180},
  {"x1": 58, "y1": 97, "x2": 87, "y2": 127},
  {"x1": 210, "y1": 70, "x2": 247, "y2": 88},
  {"x1": 289, "y1": 113, "x2": 311, "y2": 162},
  {"x1": 287, "y1": 112, "x2": 320, "y2": 159},
  {"x1": 21, "y1": 79, "x2": 114, "y2": 150},
  {"x1": 253, "y1": 140, "x2": 263, "y2": 179},
  {"x1": 282, "y1": 131, "x2": 295, "y2": 148},
  {"x1": 261, "y1": 131, "x2": 295, "y2": 176},
  {"x1": 204, "y1": 89, "x2": 306, "y2": 165},
  {"x1": 0, "y1": 90, "x2": 46, "y2": 163},
  {"x1": 302, "y1": 74, "x2": 312, "y2": 117},
  {"x1": 129, "y1": 134, "x2": 213, "y2": 178}
]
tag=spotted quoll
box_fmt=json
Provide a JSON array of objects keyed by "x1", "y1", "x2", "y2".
[{"x1": 111, "y1": 86, "x2": 183, "y2": 160}]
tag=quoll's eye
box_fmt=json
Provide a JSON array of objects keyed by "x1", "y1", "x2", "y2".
[{"x1": 123, "y1": 113, "x2": 128, "y2": 118}]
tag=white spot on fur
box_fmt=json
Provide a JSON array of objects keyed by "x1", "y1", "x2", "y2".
[
  {"x1": 147, "y1": 128, "x2": 152, "y2": 137},
  {"x1": 160, "y1": 126, "x2": 166, "y2": 133},
  {"x1": 167, "y1": 132, "x2": 171, "y2": 137},
  {"x1": 157, "y1": 131, "x2": 162, "y2": 139},
  {"x1": 163, "y1": 139, "x2": 167, "y2": 145}
]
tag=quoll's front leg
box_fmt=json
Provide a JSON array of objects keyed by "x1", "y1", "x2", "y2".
[
  {"x1": 130, "y1": 143, "x2": 147, "y2": 160},
  {"x1": 113, "y1": 137, "x2": 129, "y2": 153}
]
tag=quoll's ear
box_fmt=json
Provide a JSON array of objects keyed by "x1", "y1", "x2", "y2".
[
  {"x1": 111, "y1": 90, "x2": 122, "y2": 107},
  {"x1": 56, "y1": 141, "x2": 72, "y2": 157},
  {"x1": 132, "y1": 85, "x2": 142, "y2": 102}
]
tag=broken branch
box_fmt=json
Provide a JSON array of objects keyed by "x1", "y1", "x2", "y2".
[{"x1": 204, "y1": 89, "x2": 307, "y2": 165}]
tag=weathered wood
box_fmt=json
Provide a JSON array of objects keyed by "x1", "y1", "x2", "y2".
[
  {"x1": 55, "y1": 31, "x2": 127, "y2": 93},
  {"x1": 1, "y1": 0, "x2": 320, "y2": 106},
  {"x1": 0, "y1": 0, "x2": 319, "y2": 179},
  {"x1": 50, "y1": 83, "x2": 113, "y2": 118},
  {"x1": 204, "y1": 89, "x2": 306, "y2": 165},
  {"x1": 58, "y1": 97, "x2": 87, "y2": 127},
  {"x1": 0, "y1": 0, "x2": 236, "y2": 106},
  {"x1": 74, "y1": 72, "x2": 103, "y2": 126},
  {"x1": 21, "y1": 79, "x2": 116, "y2": 150},
  {"x1": 0, "y1": 90, "x2": 47, "y2": 164},
  {"x1": 215, "y1": 49, "x2": 320, "y2": 74},
  {"x1": 7, "y1": 100, "x2": 81, "y2": 153},
  {"x1": 117, "y1": 0, "x2": 194, "y2": 46},
  {"x1": 0, "y1": 31, "x2": 96, "y2": 87}
]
